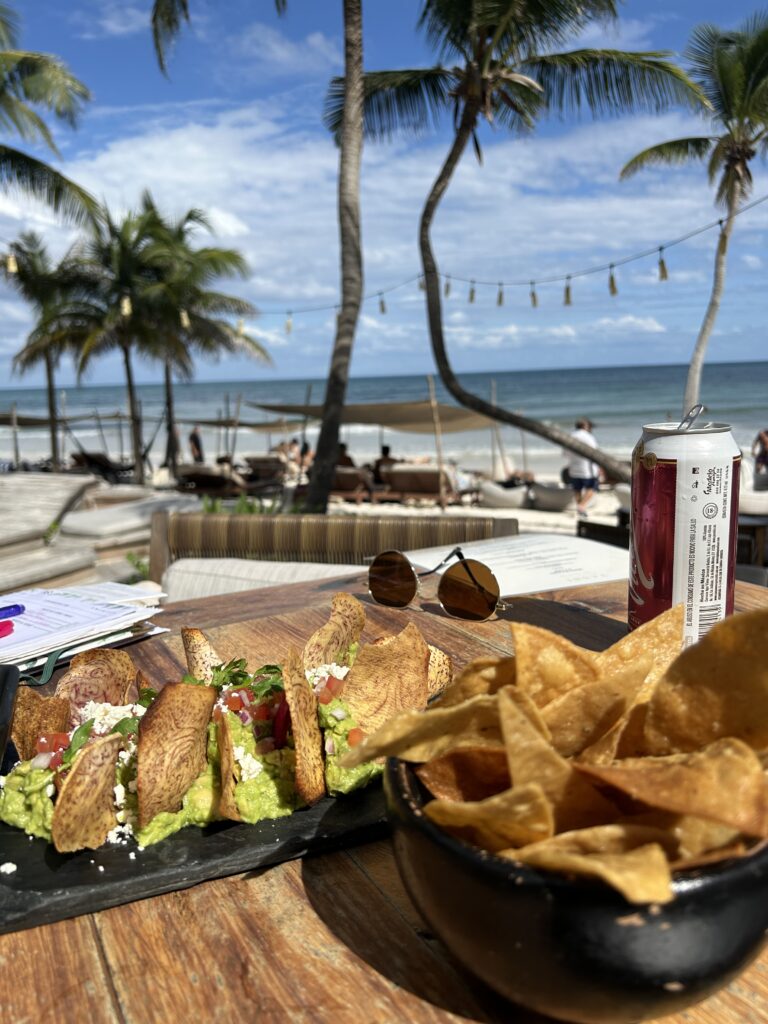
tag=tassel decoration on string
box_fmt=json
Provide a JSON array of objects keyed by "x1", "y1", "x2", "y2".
[
  {"x1": 285, "y1": 312, "x2": 293, "y2": 335},
  {"x1": 658, "y1": 248, "x2": 668, "y2": 281},
  {"x1": 418, "y1": 276, "x2": 426, "y2": 291},
  {"x1": 236, "y1": 319, "x2": 245, "y2": 336},
  {"x1": 608, "y1": 264, "x2": 618, "y2": 296},
  {"x1": 529, "y1": 281, "x2": 538, "y2": 308},
  {"x1": 444, "y1": 276, "x2": 451, "y2": 298},
  {"x1": 564, "y1": 276, "x2": 572, "y2": 306},
  {"x1": 120, "y1": 295, "x2": 132, "y2": 318},
  {"x1": 379, "y1": 293, "x2": 386, "y2": 314},
  {"x1": 5, "y1": 253, "x2": 17, "y2": 274},
  {"x1": 496, "y1": 283, "x2": 504, "y2": 306},
  {"x1": 179, "y1": 308, "x2": 191, "y2": 329},
  {"x1": 468, "y1": 280, "x2": 476, "y2": 304}
]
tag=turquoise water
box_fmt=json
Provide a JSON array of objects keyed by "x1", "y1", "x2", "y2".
[{"x1": 2, "y1": 361, "x2": 766, "y2": 473}]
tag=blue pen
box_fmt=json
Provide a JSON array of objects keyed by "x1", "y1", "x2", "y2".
[{"x1": 0, "y1": 604, "x2": 24, "y2": 618}]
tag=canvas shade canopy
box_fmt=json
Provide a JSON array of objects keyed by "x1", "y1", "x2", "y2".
[
  {"x1": 250, "y1": 400, "x2": 494, "y2": 434},
  {"x1": 0, "y1": 411, "x2": 126, "y2": 428}
]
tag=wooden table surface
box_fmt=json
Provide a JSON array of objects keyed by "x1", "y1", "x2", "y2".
[{"x1": 3, "y1": 574, "x2": 768, "y2": 1024}]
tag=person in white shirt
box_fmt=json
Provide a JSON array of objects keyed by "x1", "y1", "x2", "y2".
[{"x1": 564, "y1": 418, "x2": 599, "y2": 515}]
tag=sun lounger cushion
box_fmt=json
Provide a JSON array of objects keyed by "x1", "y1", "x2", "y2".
[
  {"x1": 162, "y1": 558, "x2": 362, "y2": 602},
  {"x1": 477, "y1": 480, "x2": 530, "y2": 509},
  {"x1": 61, "y1": 496, "x2": 200, "y2": 539},
  {"x1": 527, "y1": 483, "x2": 574, "y2": 512}
]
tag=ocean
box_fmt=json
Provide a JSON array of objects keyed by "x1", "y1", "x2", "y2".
[{"x1": 2, "y1": 361, "x2": 766, "y2": 478}]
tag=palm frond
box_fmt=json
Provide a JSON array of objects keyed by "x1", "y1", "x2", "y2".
[
  {"x1": 0, "y1": 3, "x2": 18, "y2": 49},
  {"x1": 151, "y1": 0, "x2": 190, "y2": 76},
  {"x1": 620, "y1": 136, "x2": 714, "y2": 178},
  {"x1": 5, "y1": 52, "x2": 91, "y2": 127},
  {"x1": 0, "y1": 146, "x2": 98, "y2": 224},
  {"x1": 523, "y1": 49, "x2": 708, "y2": 117},
  {"x1": 325, "y1": 67, "x2": 454, "y2": 141}
]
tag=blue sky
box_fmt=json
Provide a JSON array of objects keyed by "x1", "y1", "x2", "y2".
[{"x1": 2, "y1": 0, "x2": 767, "y2": 387}]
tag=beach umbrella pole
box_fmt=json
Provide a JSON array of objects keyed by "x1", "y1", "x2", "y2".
[
  {"x1": 10, "y1": 403, "x2": 20, "y2": 469},
  {"x1": 231, "y1": 394, "x2": 242, "y2": 460},
  {"x1": 427, "y1": 375, "x2": 446, "y2": 510}
]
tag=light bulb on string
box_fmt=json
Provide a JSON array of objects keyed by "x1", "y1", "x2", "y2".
[
  {"x1": 444, "y1": 276, "x2": 451, "y2": 298},
  {"x1": 658, "y1": 247, "x2": 668, "y2": 281},
  {"x1": 608, "y1": 265, "x2": 618, "y2": 296},
  {"x1": 179, "y1": 308, "x2": 191, "y2": 329},
  {"x1": 5, "y1": 253, "x2": 17, "y2": 274},
  {"x1": 529, "y1": 281, "x2": 538, "y2": 308},
  {"x1": 236, "y1": 319, "x2": 245, "y2": 336},
  {"x1": 379, "y1": 293, "x2": 386, "y2": 314},
  {"x1": 468, "y1": 280, "x2": 476, "y2": 304},
  {"x1": 120, "y1": 295, "x2": 132, "y2": 317},
  {"x1": 564, "y1": 276, "x2": 572, "y2": 306},
  {"x1": 285, "y1": 311, "x2": 293, "y2": 335},
  {"x1": 496, "y1": 283, "x2": 504, "y2": 307}
]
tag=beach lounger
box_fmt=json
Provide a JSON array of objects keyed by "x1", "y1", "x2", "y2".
[
  {"x1": 378, "y1": 463, "x2": 459, "y2": 504},
  {"x1": 477, "y1": 479, "x2": 530, "y2": 509}
]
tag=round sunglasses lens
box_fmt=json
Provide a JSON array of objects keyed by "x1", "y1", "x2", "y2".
[
  {"x1": 437, "y1": 559, "x2": 499, "y2": 620},
  {"x1": 368, "y1": 551, "x2": 418, "y2": 608}
]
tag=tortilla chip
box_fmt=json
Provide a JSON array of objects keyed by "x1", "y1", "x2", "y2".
[
  {"x1": 510, "y1": 623, "x2": 599, "y2": 708},
  {"x1": 342, "y1": 622, "x2": 430, "y2": 734},
  {"x1": 432, "y1": 655, "x2": 516, "y2": 709},
  {"x1": 216, "y1": 714, "x2": 242, "y2": 822},
  {"x1": 643, "y1": 609, "x2": 768, "y2": 754},
  {"x1": 55, "y1": 649, "x2": 137, "y2": 724},
  {"x1": 283, "y1": 648, "x2": 325, "y2": 805},
  {"x1": 597, "y1": 605, "x2": 684, "y2": 688},
  {"x1": 181, "y1": 627, "x2": 223, "y2": 683},
  {"x1": 340, "y1": 693, "x2": 503, "y2": 769},
  {"x1": 501, "y1": 826, "x2": 674, "y2": 903},
  {"x1": 427, "y1": 645, "x2": 452, "y2": 698},
  {"x1": 10, "y1": 687, "x2": 70, "y2": 762},
  {"x1": 51, "y1": 733, "x2": 123, "y2": 852},
  {"x1": 137, "y1": 683, "x2": 216, "y2": 828},
  {"x1": 618, "y1": 810, "x2": 740, "y2": 863},
  {"x1": 542, "y1": 657, "x2": 652, "y2": 758},
  {"x1": 576, "y1": 738, "x2": 768, "y2": 838},
  {"x1": 416, "y1": 745, "x2": 511, "y2": 802},
  {"x1": 425, "y1": 783, "x2": 554, "y2": 852},
  {"x1": 498, "y1": 688, "x2": 617, "y2": 832},
  {"x1": 302, "y1": 593, "x2": 365, "y2": 672}
]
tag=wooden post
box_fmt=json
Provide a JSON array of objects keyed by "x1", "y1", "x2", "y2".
[
  {"x1": 10, "y1": 403, "x2": 20, "y2": 469},
  {"x1": 117, "y1": 411, "x2": 124, "y2": 464},
  {"x1": 60, "y1": 391, "x2": 68, "y2": 465},
  {"x1": 427, "y1": 375, "x2": 446, "y2": 511},
  {"x1": 515, "y1": 409, "x2": 529, "y2": 474},
  {"x1": 231, "y1": 394, "x2": 243, "y2": 460},
  {"x1": 301, "y1": 383, "x2": 312, "y2": 449},
  {"x1": 94, "y1": 409, "x2": 108, "y2": 453},
  {"x1": 224, "y1": 394, "x2": 231, "y2": 458}
]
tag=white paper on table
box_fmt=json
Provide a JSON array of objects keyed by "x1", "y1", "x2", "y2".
[{"x1": 404, "y1": 533, "x2": 629, "y2": 598}]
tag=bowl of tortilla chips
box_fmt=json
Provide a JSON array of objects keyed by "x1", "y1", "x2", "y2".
[{"x1": 342, "y1": 607, "x2": 768, "y2": 1024}]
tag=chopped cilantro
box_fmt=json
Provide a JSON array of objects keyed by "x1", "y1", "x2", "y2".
[
  {"x1": 110, "y1": 717, "x2": 140, "y2": 737},
  {"x1": 137, "y1": 687, "x2": 157, "y2": 708},
  {"x1": 61, "y1": 719, "x2": 94, "y2": 767},
  {"x1": 183, "y1": 660, "x2": 283, "y2": 696}
]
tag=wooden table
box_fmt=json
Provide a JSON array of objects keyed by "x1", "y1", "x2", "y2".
[{"x1": 3, "y1": 575, "x2": 768, "y2": 1024}]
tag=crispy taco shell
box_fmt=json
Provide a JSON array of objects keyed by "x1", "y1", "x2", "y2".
[
  {"x1": 181, "y1": 628, "x2": 223, "y2": 683},
  {"x1": 302, "y1": 593, "x2": 365, "y2": 672},
  {"x1": 51, "y1": 733, "x2": 123, "y2": 852},
  {"x1": 11, "y1": 687, "x2": 70, "y2": 762},
  {"x1": 283, "y1": 648, "x2": 325, "y2": 805},
  {"x1": 217, "y1": 713, "x2": 243, "y2": 822}
]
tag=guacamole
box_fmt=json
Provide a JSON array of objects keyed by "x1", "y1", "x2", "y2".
[
  {"x1": 318, "y1": 698, "x2": 382, "y2": 796},
  {"x1": 226, "y1": 714, "x2": 301, "y2": 823},
  {"x1": 0, "y1": 763, "x2": 56, "y2": 840}
]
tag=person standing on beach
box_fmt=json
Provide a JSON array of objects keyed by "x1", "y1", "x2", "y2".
[
  {"x1": 752, "y1": 428, "x2": 768, "y2": 473},
  {"x1": 564, "y1": 418, "x2": 599, "y2": 516},
  {"x1": 189, "y1": 425, "x2": 204, "y2": 464}
]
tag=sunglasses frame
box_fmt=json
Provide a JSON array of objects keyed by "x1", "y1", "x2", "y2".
[{"x1": 367, "y1": 546, "x2": 508, "y2": 621}]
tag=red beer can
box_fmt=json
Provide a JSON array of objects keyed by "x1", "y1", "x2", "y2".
[{"x1": 628, "y1": 419, "x2": 740, "y2": 646}]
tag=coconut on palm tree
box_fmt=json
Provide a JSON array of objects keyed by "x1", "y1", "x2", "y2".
[
  {"x1": 139, "y1": 192, "x2": 267, "y2": 474},
  {"x1": 149, "y1": 0, "x2": 364, "y2": 512},
  {"x1": 325, "y1": 0, "x2": 707, "y2": 482},
  {"x1": 621, "y1": 16, "x2": 768, "y2": 416},
  {"x1": 0, "y1": 3, "x2": 95, "y2": 222},
  {"x1": 7, "y1": 232, "x2": 89, "y2": 469}
]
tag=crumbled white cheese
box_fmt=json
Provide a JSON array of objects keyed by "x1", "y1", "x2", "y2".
[
  {"x1": 129, "y1": 851, "x2": 136, "y2": 860},
  {"x1": 80, "y1": 701, "x2": 146, "y2": 735},
  {"x1": 233, "y1": 745, "x2": 264, "y2": 782},
  {"x1": 0, "y1": 776, "x2": 5, "y2": 789},
  {"x1": 330, "y1": 707, "x2": 347, "y2": 721},
  {"x1": 305, "y1": 662, "x2": 350, "y2": 694},
  {"x1": 107, "y1": 822, "x2": 134, "y2": 845},
  {"x1": 45, "y1": 783, "x2": 55, "y2": 798},
  {"x1": 114, "y1": 783, "x2": 126, "y2": 808},
  {"x1": 98, "y1": 865, "x2": 105, "y2": 873},
  {"x1": 0, "y1": 862, "x2": 17, "y2": 874},
  {"x1": 127, "y1": 779, "x2": 137, "y2": 793}
]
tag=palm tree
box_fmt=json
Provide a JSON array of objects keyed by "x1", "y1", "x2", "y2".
[
  {"x1": 621, "y1": 16, "x2": 768, "y2": 416},
  {"x1": 150, "y1": 0, "x2": 364, "y2": 511},
  {"x1": 0, "y1": 3, "x2": 95, "y2": 222},
  {"x1": 325, "y1": 0, "x2": 707, "y2": 482},
  {"x1": 7, "y1": 232, "x2": 88, "y2": 469},
  {"x1": 139, "y1": 192, "x2": 267, "y2": 473}
]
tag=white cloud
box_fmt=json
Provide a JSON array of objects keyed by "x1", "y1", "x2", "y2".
[
  {"x1": 74, "y1": 2, "x2": 149, "y2": 39},
  {"x1": 231, "y1": 23, "x2": 341, "y2": 77},
  {"x1": 742, "y1": 253, "x2": 762, "y2": 269},
  {"x1": 594, "y1": 315, "x2": 666, "y2": 334}
]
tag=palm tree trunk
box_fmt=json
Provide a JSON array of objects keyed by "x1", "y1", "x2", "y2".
[
  {"x1": 163, "y1": 357, "x2": 178, "y2": 475},
  {"x1": 682, "y1": 199, "x2": 737, "y2": 416},
  {"x1": 122, "y1": 341, "x2": 145, "y2": 485},
  {"x1": 305, "y1": 0, "x2": 364, "y2": 512},
  {"x1": 44, "y1": 350, "x2": 60, "y2": 472},
  {"x1": 419, "y1": 106, "x2": 630, "y2": 484}
]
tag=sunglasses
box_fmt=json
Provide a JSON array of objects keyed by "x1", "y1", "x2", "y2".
[{"x1": 368, "y1": 546, "x2": 507, "y2": 621}]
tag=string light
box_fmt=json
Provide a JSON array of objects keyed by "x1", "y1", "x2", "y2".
[
  {"x1": 496, "y1": 282, "x2": 504, "y2": 306},
  {"x1": 236, "y1": 318, "x2": 245, "y2": 335},
  {"x1": 378, "y1": 293, "x2": 386, "y2": 314},
  {"x1": 285, "y1": 311, "x2": 293, "y2": 335},
  {"x1": 179, "y1": 308, "x2": 191, "y2": 329},
  {"x1": 529, "y1": 281, "x2": 538, "y2": 308},
  {"x1": 658, "y1": 247, "x2": 668, "y2": 282},
  {"x1": 120, "y1": 295, "x2": 132, "y2": 317},
  {"x1": 5, "y1": 253, "x2": 17, "y2": 274},
  {"x1": 468, "y1": 280, "x2": 476, "y2": 304},
  {"x1": 444, "y1": 275, "x2": 451, "y2": 298},
  {"x1": 564, "y1": 276, "x2": 572, "y2": 306},
  {"x1": 608, "y1": 264, "x2": 618, "y2": 296}
]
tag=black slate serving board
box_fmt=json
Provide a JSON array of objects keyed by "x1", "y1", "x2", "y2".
[{"x1": 0, "y1": 665, "x2": 388, "y2": 935}]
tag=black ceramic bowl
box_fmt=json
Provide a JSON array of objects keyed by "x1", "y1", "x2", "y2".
[{"x1": 384, "y1": 759, "x2": 768, "y2": 1024}]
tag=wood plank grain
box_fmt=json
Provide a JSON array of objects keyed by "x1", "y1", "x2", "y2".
[{"x1": 0, "y1": 914, "x2": 121, "y2": 1024}]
